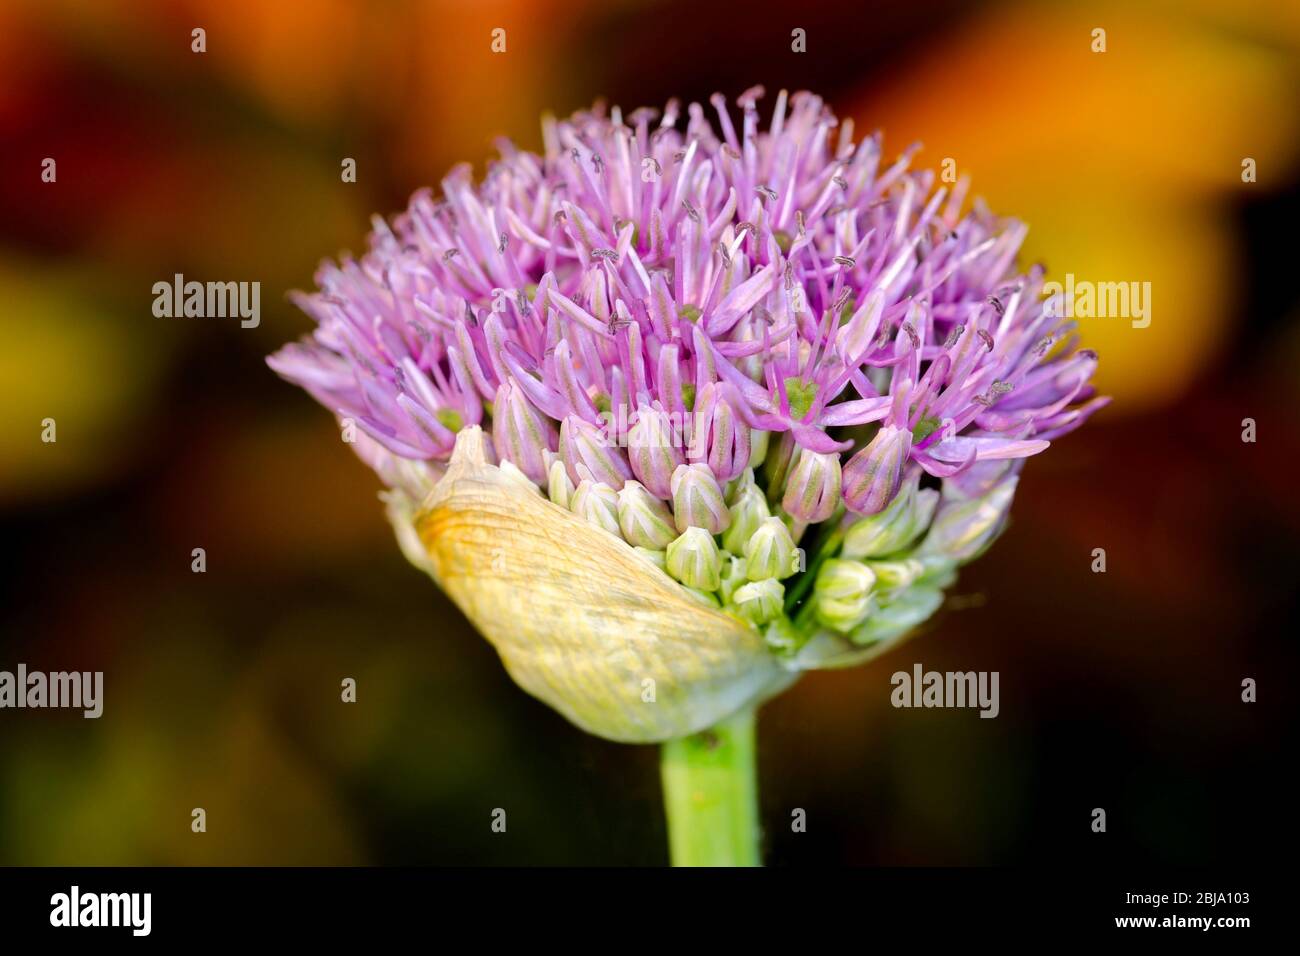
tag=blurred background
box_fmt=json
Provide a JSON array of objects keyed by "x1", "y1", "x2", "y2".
[{"x1": 1, "y1": 0, "x2": 1296, "y2": 865}]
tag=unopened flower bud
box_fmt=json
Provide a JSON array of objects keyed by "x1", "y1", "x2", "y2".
[
  {"x1": 722, "y1": 480, "x2": 771, "y2": 554},
  {"x1": 682, "y1": 586, "x2": 722, "y2": 609},
  {"x1": 813, "y1": 558, "x2": 877, "y2": 632},
  {"x1": 744, "y1": 516, "x2": 797, "y2": 581},
  {"x1": 816, "y1": 560, "x2": 875, "y2": 600},
  {"x1": 670, "y1": 463, "x2": 731, "y2": 534},
  {"x1": 850, "y1": 587, "x2": 944, "y2": 647},
  {"x1": 560, "y1": 414, "x2": 631, "y2": 489},
  {"x1": 570, "y1": 479, "x2": 621, "y2": 536},
  {"x1": 547, "y1": 455, "x2": 575, "y2": 508},
  {"x1": 633, "y1": 547, "x2": 667, "y2": 572},
  {"x1": 762, "y1": 616, "x2": 801, "y2": 655},
  {"x1": 842, "y1": 425, "x2": 912, "y2": 515},
  {"x1": 914, "y1": 554, "x2": 958, "y2": 590},
  {"x1": 777, "y1": 506, "x2": 810, "y2": 546},
  {"x1": 493, "y1": 381, "x2": 556, "y2": 483},
  {"x1": 666, "y1": 527, "x2": 722, "y2": 591},
  {"x1": 748, "y1": 428, "x2": 770, "y2": 470},
  {"x1": 919, "y1": 476, "x2": 1018, "y2": 564},
  {"x1": 692, "y1": 383, "x2": 751, "y2": 483},
  {"x1": 761, "y1": 432, "x2": 797, "y2": 504},
  {"x1": 627, "y1": 405, "x2": 684, "y2": 499},
  {"x1": 722, "y1": 467, "x2": 750, "y2": 506},
  {"x1": 732, "y1": 578, "x2": 784, "y2": 625},
  {"x1": 718, "y1": 553, "x2": 749, "y2": 605},
  {"x1": 842, "y1": 475, "x2": 938, "y2": 559},
  {"x1": 498, "y1": 459, "x2": 539, "y2": 490},
  {"x1": 617, "y1": 481, "x2": 677, "y2": 549},
  {"x1": 782, "y1": 449, "x2": 842, "y2": 523},
  {"x1": 867, "y1": 557, "x2": 925, "y2": 591}
]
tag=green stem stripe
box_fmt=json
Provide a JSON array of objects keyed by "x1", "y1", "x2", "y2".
[{"x1": 659, "y1": 707, "x2": 760, "y2": 867}]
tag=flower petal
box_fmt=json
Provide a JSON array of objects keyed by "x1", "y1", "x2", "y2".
[{"x1": 411, "y1": 427, "x2": 794, "y2": 742}]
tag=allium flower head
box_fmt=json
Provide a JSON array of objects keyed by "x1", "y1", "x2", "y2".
[{"x1": 270, "y1": 88, "x2": 1106, "y2": 742}]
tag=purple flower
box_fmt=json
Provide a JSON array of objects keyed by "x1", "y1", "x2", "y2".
[
  {"x1": 493, "y1": 380, "x2": 556, "y2": 483},
  {"x1": 559, "y1": 415, "x2": 631, "y2": 488},
  {"x1": 782, "y1": 449, "x2": 843, "y2": 524},
  {"x1": 691, "y1": 382, "x2": 751, "y2": 483},
  {"x1": 842, "y1": 425, "x2": 912, "y2": 515},
  {"x1": 671, "y1": 463, "x2": 731, "y2": 534},
  {"x1": 270, "y1": 88, "x2": 1106, "y2": 669},
  {"x1": 627, "y1": 403, "x2": 684, "y2": 499}
]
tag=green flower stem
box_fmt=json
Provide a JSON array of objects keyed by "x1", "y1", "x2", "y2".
[{"x1": 659, "y1": 707, "x2": 760, "y2": 866}]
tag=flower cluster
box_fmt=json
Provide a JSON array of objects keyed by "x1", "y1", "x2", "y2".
[{"x1": 270, "y1": 88, "x2": 1106, "y2": 662}]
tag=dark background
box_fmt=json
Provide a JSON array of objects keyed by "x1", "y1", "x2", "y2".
[{"x1": 1, "y1": 0, "x2": 1296, "y2": 864}]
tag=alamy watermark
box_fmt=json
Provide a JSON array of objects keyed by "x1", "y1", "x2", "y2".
[
  {"x1": 0, "y1": 664, "x2": 103, "y2": 718},
  {"x1": 1042, "y1": 273, "x2": 1150, "y2": 328},
  {"x1": 50, "y1": 886, "x2": 151, "y2": 936},
  {"x1": 152, "y1": 273, "x2": 260, "y2": 328},
  {"x1": 598, "y1": 404, "x2": 709, "y2": 456},
  {"x1": 891, "y1": 663, "x2": 999, "y2": 718}
]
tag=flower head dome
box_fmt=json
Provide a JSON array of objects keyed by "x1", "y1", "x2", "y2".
[{"x1": 269, "y1": 88, "x2": 1106, "y2": 741}]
